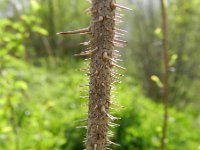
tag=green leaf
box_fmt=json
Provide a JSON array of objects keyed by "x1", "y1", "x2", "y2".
[
  {"x1": 150, "y1": 75, "x2": 163, "y2": 88},
  {"x1": 30, "y1": 0, "x2": 40, "y2": 11},
  {"x1": 32, "y1": 26, "x2": 48, "y2": 36},
  {"x1": 14, "y1": 80, "x2": 28, "y2": 90},
  {"x1": 169, "y1": 54, "x2": 178, "y2": 66},
  {"x1": 154, "y1": 27, "x2": 162, "y2": 38}
]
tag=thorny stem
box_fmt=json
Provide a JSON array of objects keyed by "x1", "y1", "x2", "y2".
[
  {"x1": 57, "y1": 0, "x2": 131, "y2": 149},
  {"x1": 57, "y1": 27, "x2": 90, "y2": 35},
  {"x1": 86, "y1": 0, "x2": 116, "y2": 149},
  {"x1": 160, "y1": 0, "x2": 169, "y2": 150}
]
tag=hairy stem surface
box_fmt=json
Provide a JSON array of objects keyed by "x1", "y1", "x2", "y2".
[{"x1": 86, "y1": 0, "x2": 116, "y2": 149}]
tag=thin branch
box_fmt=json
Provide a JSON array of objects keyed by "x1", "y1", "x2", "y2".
[{"x1": 160, "y1": 0, "x2": 169, "y2": 150}]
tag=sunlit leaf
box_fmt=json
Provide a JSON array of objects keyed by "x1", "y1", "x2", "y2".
[
  {"x1": 169, "y1": 54, "x2": 178, "y2": 66},
  {"x1": 32, "y1": 26, "x2": 48, "y2": 36},
  {"x1": 1, "y1": 126, "x2": 12, "y2": 133},
  {"x1": 30, "y1": 0, "x2": 40, "y2": 11},
  {"x1": 154, "y1": 27, "x2": 162, "y2": 38},
  {"x1": 150, "y1": 75, "x2": 163, "y2": 88},
  {"x1": 15, "y1": 80, "x2": 28, "y2": 90}
]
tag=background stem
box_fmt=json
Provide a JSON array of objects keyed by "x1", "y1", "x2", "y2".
[{"x1": 160, "y1": 0, "x2": 169, "y2": 150}]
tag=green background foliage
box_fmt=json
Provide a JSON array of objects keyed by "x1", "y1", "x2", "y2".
[{"x1": 0, "y1": 0, "x2": 200, "y2": 149}]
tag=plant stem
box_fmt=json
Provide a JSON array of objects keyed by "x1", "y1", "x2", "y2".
[
  {"x1": 160, "y1": 0, "x2": 169, "y2": 150},
  {"x1": 86, "y1": 0, "x2": 116, "y2": 149}
]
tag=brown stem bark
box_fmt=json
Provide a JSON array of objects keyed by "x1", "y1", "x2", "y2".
[
  {"x1": 160, "y1": 0, "x2": 169, "y2": 150},
  {"x1": 57, "y1": 0, "x2": 132, "y2": 149},
  {"x1": 86, "y1": 0, "x2": 116, "y2": 150}
]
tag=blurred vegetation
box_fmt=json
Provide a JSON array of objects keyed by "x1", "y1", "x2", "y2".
[
  {"x1": 0, "y1": 0, "x2": 199, "y2": 149},
  {"x1": 125, "y1": 0, "x2": 200, "y2": 108}
]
